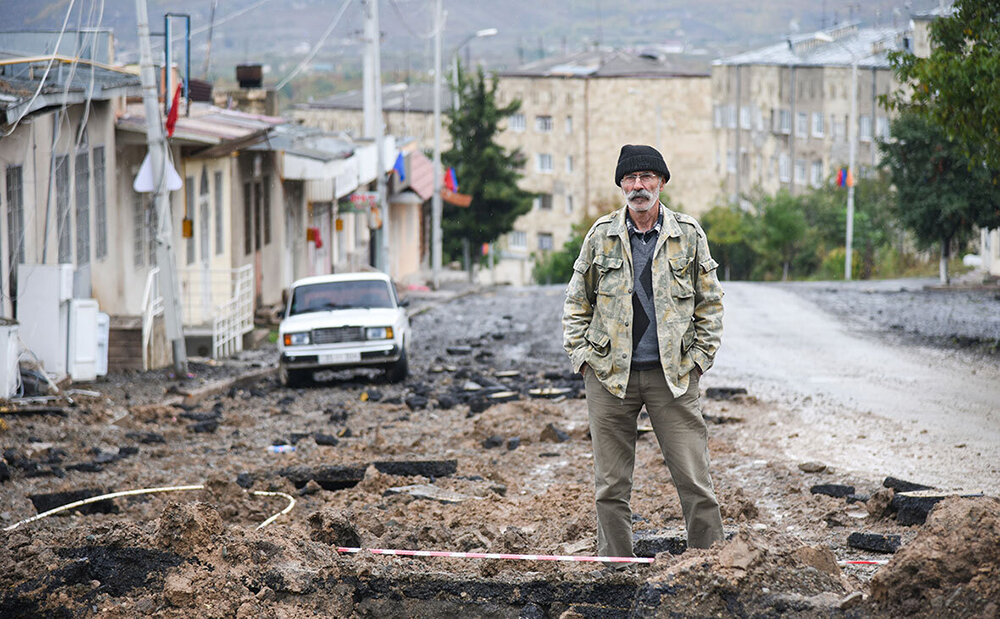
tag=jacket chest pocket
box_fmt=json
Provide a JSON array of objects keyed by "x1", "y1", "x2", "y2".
[
  {"x1": 668, "y1": 256, "x2": 695, "y2": 300},
  {"x1": 594, "y1": 254, "x2": 626, "y2": 297}
]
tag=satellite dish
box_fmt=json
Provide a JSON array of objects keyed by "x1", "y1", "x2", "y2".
[{"x1": 133, "y1": 151, "x2": 183, "y2": 192}]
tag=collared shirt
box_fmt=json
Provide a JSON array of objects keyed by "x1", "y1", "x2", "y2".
[{"x1": 624, "y1": 206, "x2": 664, "y2": 246}]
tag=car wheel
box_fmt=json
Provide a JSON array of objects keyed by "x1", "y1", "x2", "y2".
[
  {"x1": 385, "y1": 347, "x2": 408, "y2": 383},
  {"x1": 279, "y1": 364, "x2": 310, "y2": 388}
]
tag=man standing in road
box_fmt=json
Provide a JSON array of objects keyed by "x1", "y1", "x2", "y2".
[{"x1": 562, "y1": 144, "x2": 725, "y2": 557}]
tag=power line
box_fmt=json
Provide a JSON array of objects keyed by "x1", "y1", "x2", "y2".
[
  {"x1": 274, "y1": 0, "x2": 354, "y2": 91},
  {"x1": 0, "y1": 0, "x2": 79, "y2": 137}
]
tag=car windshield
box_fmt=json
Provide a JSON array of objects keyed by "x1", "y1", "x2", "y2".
[{"x1": 288, "y1": 280, "x2": 395, "y2": 316}]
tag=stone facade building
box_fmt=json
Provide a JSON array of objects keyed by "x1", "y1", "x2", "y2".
[{"x1": 711, "y1": 23, "x2": 909, "y2": 204}]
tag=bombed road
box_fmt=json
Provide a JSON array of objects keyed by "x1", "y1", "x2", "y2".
[{"x1": 2, "y1": 281, "x2": 999, "y2": 617}]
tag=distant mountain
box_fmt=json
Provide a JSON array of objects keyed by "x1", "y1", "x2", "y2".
[{"x1": 3, "y1": 0, "x2": 941, "y2": 87}]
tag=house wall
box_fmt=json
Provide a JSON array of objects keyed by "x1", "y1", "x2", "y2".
[
  {"x1": 231, "y1": 151, "x2": 286, "y2": 306},
  {"x1": 1, "y1": 101, "x2": 119, "y2": 317}
]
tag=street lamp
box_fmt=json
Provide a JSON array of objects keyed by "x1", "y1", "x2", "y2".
[
  {"x1": 816, "y1": 31, "x2": 859, "y2": 280},
  {"x1": 430, "y1": 5, "x2": 496, "y2": 289}
]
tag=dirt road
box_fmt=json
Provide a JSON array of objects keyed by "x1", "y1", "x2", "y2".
[
  {"x1": 2, "y1": 281, "x2": 999, "y2": 617},
  {"x1": 715, "y1": 282, "x2": 1000, "y2": 495}
]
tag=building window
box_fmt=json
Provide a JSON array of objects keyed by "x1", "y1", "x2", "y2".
[
  {"x1": 565, "y1": 115, "x2": 573, "y2": 134},
  {"x1": 508, "y1": 230, "x2": 527, "y2": 250},
  {"x1": 566, "y1": 155, "x2": 574, "y2": 173},
  {"x1": 133, "y1": 192, "x2": 145, "y2": 267},
  {"x1": 811, "y1": 112, "x2": 824, "y2": 137},
  {"x1": 244, "y1": 182, "x2": 253, "y2": 255},
  {"x1": 185, "y1": 177, "x2": 195, "y2": 265},
  {"x1": 777, "y1": 109, "x2": 791, "y2": 134},
  {"x1": 75, "y1": 152, "x2": 90, "y2": 265},
  {"x1": 859, "y1": 115, "x2": 872, "y2": 141},
  {"x1": 565, "y1": 195, "x2": 574, "y2": 214},
  {"x1": 876, "y1": 116, "x2": 890, "y2": 139},
  {"x1": 726, "y1": 105, "x2": 737, "y2": 129},
  {"x1": 509, "y1": 113, "x2": 525, "y2": 132},
  {"x1": 93, "y1": 147, "x2": 107, "y2": 259},
  {"x1": 833, "y1": 116, "x2": 845, "y2": 141},
  {"x1": 262, "y1": 175, "x2": 272, "y2": 245},
  {"x1": 754, "y1": 107, "x2": 764, "y2": 131},
  {"x1": 214, "y1": 171, "x2": 224, "y2": 255},
  {"x1": 537, "y1": 232, "x2": 554, "y2": 251},
  {"x1": 713, "y1": 105, "x2": 724, "y2": 128},
  {"x1": 778, "y1": 153, "x2": 791, "y2": 182},
  {"x1": 796, "y1": 112, "x2": 808, "y2": 139},
  {"x1": 726, "y1": 150, "x2": 737, "y2": 173},
  {"x1": 536, "y1": 153, "x2": 553, "y2": 172},
  {"x1": 6, "y1": 165, "x2": 24, "y2": 268},
  {"x1": 810, "y1": 160, "x2": 823, "y2": 187},
  {"x1": 56, "y1": 155, "x2": 71, "y2": 263},
  {"x1": 534, "y1": 193, "x2": 553, "y2": 210},
  {"x1": 794, "y1": 159, "x2": 807, "y2": 185},
  {"x1": 199, "y1": 169, "x2": 210, "y2": 262},
  {"x1": 535, "y1": 115, "x2": 553, "y2": 132},
  {"x1": 739, "y1": 106, "x2": 751, "y2": 129}
]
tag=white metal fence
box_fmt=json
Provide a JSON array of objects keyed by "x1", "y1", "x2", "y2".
[
  {"x1": 179, "y1": 265, "x2": 254, "y2": 359},
  {"x1": 141, "y1": 267, "x2": 164, "y2": 371}
]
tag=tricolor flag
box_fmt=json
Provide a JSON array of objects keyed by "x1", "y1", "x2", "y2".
[
  {"x1": 444, "y1": 167, "x2": 458, "y2": 192},
  {"x1": 836, "y1": 167, "x2": 854, "y2": 188},
  {"x1": 165, "y1": 84, "x2": 182, "y2": 137}
]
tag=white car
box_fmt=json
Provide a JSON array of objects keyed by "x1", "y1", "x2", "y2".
[{"x1": 277, "y1": 272, "x2": 410, "y2": 386}]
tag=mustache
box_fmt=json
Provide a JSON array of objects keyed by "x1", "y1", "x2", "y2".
[{"x1": 627, "y1": 188, "x2": 654, "y2": 201}]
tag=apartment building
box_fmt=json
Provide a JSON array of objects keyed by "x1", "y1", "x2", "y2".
[
  {"x1": 712, "y1": 23, "x2": 908, "y2": 203},
  {"x1": 491, "y1": 50, "x2": 716, "y2": 285}
]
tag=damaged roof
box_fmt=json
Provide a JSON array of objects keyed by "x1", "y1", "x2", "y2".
[
  {"x1": 0, "y1": 54, "x2": 140, "y2": 125},
  {"x1": 500, "y1": 49, "x2": 711, "y2": 78},
  {"x1": 714, "y1": 24, "x2": 909, "y2": 69}
]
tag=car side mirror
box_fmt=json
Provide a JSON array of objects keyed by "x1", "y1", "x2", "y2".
[
  {"x1": 276, "y1": 308, "x2": 285, "y2": 319},
  {"x1": 398, "y1": 298, "x2": 410, "y2": 308}
]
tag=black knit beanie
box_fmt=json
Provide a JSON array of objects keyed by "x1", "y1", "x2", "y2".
[{"x1": 615, "y1": 144, "x2": 670, "y2": 187}]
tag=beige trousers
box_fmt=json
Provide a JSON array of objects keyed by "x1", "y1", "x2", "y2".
[{"x1": 585, "y1": 366, "x2": 723, "y2": 556}]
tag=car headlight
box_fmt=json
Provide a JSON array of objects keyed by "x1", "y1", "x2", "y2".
[
  {"x1": 365, "y1": 326, "x2": 393, "y2": 340},
  {"x1": 283, "y1": 331, "x2": 311, "y2": 346}
]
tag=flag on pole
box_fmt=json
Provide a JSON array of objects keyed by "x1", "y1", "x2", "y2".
[
  {"x1": 393, "y1": 152, "x2": 406, "y2": 181},
  {"x1": 836, "y1": 167, "x2": 855, "y2": 188},
  {"x1": 836, "y1": 168, "x2": 845, "y2": 186},
  {"x1": 444, "y1": 167, "x2": 458, "y2": 192},
  {"x1": 165, "y1": 84, "x2": 182, "y2": 137},
  {"x1": 845, "y1": 168, "x2": 854, "y2": 187}
]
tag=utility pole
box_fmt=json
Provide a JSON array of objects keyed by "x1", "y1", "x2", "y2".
[
  {"x1": 431, "y1": 0, "x2": 443, "y2": 289},
  {"x1": 363, "y1": 0, "x2": 390, "y2": 277},
  {"x1": 135, "y1": 0, "x2": 188, "y2": 375}
]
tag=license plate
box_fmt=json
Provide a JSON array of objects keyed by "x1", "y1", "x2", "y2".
[{"x1": 319, "y1": 351, "x2": 361, "y2": 365}]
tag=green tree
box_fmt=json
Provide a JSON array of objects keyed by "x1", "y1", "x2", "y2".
[
  {"x1": 756, "y1": 191, "x2": 808, "y2": 281},
  {"x1": 886, "y1": 0, "x2": 1000, "y2": 173},
  {"x1": 880, "y1": 109, "x2": 1000, "y2": 283},
  {"x1": 701, "y1": 204, "x2": 756, "y2": 281},
  {"x1": 532, "y1": 215, "x2": 598, "y2": 284},
  {"x1": 442, "y1": 65, "x2": 534, "y2": 266}
]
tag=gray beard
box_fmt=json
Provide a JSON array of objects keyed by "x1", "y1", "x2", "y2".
[{"x1": 626, "y1": 188, "x2": 656, "y2": 212}]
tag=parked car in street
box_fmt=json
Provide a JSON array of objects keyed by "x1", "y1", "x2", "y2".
[{"x1": 277, "y1": 272, "x2": 409, "y2": 386}]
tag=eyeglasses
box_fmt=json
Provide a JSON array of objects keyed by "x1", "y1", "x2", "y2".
[{"x1": 621, "y1": 172, "x2": 660, "y2": 186}]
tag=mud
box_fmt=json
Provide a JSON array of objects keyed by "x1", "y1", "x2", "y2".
[{"x1": 1, "y1": 284, "x2": 998, "y2": 617}]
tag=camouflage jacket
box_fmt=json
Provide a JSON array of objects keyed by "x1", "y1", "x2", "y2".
[{"x1": 562, "y1": 204, "x2": 724, "y2": 399}]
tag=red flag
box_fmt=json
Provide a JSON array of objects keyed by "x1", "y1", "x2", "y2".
[{"x1": 166, "y1": 84, "x2": 182, "y2": 137}]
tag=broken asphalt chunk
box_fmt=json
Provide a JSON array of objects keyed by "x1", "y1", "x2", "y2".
[
  {"x1": 540, "y1": 423, "x2": 570, "y2": 443},
  {"x1": 29, "y1": 487, "x2": 118, "y2": 515},
  {"x1": 313, "y1": 433, "x2": 339, "y2": 446},
  {"x1": 446, "y1": 346, "x2": 473, "y2": 355},
  {"x1": 810, "y1": 484, "x2": 856, "y2": 498},
  {"x1": 847, "y1": 532, "x2": 901, "y2": 554},
  {"x1": 404, "y1": 395, "x2": 429, "y2": 410},
  {"x1": 125, "y1": 431, "x2": 166, "y2": 444},
  {"x1": 278, "y1": 464, "x2": 366, "y2": 490},
  {"x1": 482, "y1": 435, "x2": 504, "y2": 449},
  {"x1": 798, "y1": 461, "x2": 828, "y2": 473},
  {"x1": 892, "y1": 489, "x2": 984, "y2": 526},
  {"x1": 882, "y1": 476, "x2": 934, "y2": 493},
  {"x1": 633, "y1": 530, "x2": 687, "y2": 557},
  {"x1": 705, "y1": 387, "x2": 748, "y2": 400},
  {"x1": 188, "y1": 420, "x2": 219, "y2": 433},
  {"x1": 373, "y1": 459, "x2": 457, "y2": 478}
]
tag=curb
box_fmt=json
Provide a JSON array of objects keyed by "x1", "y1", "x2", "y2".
[{"x1": 177, "y1": 366, "x2": 278, "y2": 407}]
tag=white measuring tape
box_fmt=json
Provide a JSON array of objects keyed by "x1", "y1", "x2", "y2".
[{"x1": 335, "y1": 546, "x2": 654, "y2": 563}]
